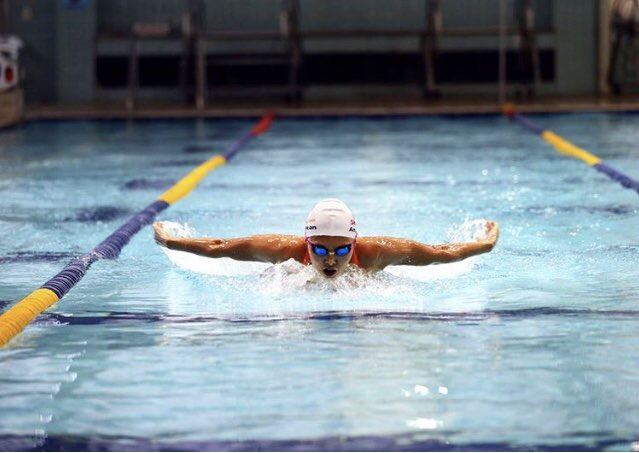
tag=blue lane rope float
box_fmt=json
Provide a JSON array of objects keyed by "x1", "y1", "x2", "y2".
[
  {"x1": 0, "y1": 113, "x2": 275, "y2": 347},
  {"x1": 502, "y1": 104, "x2": 639, "y2": 195}
]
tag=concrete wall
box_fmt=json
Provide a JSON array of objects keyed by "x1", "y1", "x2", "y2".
[
  {"x1": 7, "y1": 0, "x2": 599, "y2": 104},
  {"x1": 7, "y1": 0, "x2": 56, "y2": 103},
  {"x1": 554, "y1": 0, "x2": 598, "y2": 95},
  {"x1": 56, "y1": 1, "x2": 96, "y2": 103}
]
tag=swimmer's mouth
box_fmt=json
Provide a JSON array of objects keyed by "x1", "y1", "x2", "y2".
[{"x1": 323, "y1": 268, "x2": 337, "y2": 277}]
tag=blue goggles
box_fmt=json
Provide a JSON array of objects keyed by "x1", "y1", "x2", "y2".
[{"x1": 309, "y1": 243, "x2": 352, "y2": 257}]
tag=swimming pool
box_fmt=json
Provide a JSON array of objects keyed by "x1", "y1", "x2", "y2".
[{"x1": 1, "y1": 114, "x2": 638, "y2": 451}]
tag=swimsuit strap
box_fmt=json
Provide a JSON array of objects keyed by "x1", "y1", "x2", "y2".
[{"x1": 351, "y1": 247, "x2": 361, "y2": 267}]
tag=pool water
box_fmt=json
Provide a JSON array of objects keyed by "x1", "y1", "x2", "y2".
[{"x1": 1, "y1": 115, "x2": 638, "y2": 451}]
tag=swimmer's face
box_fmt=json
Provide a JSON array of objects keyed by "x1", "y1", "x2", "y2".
[{"x1": 307, "y1": 235, "x2": 354, "y2": 279}]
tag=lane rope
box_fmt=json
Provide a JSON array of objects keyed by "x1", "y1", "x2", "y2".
[
  {"x1": 0, "y1": 113, "x2": 275, "y2": 347},
  {"x1": 502, "y1": 104, "x2": 639, "y2": 195}
]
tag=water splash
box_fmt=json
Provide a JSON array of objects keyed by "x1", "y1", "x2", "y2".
[
  {"x1": 446, "y1": 218, "x2": 490, "y2": 242},
  {"x1": 159, "y1": 220, "x2": 489, "y2": 290},
  {"x1": 386, "y1": 218, "x2": 488, "y2": 282},
  {"x1": 257, "y1": 258, "x2": 413, "y2": 298}
]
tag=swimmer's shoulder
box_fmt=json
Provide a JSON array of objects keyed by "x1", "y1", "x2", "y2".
[
  {"x1": 356, "y1": 236, "x2": 422, "y2": 270},
  {"x1": 236, "y1": 234, "x2": 306, "y2": 263},
  {"x1": 266, "y1": 234, "x2": 306, "y2": 263},
  {"x1": 356, "y1": 236, "x2": 395, "y2": 270}
]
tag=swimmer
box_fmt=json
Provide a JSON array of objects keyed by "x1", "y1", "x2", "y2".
[{"x1": 153, "y1": 198, "x2": 499, "y2": 279}]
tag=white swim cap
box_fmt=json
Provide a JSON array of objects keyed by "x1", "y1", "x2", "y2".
[{"x1": 305, "y1": 199, "x2": 357, "y2": 239}]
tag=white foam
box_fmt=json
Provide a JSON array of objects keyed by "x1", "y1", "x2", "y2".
[
  {"x1": 164, "y1": 250, "x2": 270, "y2": 276},
  {"x1": 386, "y1": 218, "x2": 488, "y2": 282},
  {"x1": 386, "y1": 259, "x2": 477, "y2": 282},
  {"x1": 159, "y1": 221, "x2": 269, "y2": 276},
  {"x1": 257, "y1": 259, "x2": 410, "y2": 298}
]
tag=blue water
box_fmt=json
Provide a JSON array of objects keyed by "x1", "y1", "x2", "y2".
[{"x1": 1, "y1": 115, "x2": 638, "y2": 451}]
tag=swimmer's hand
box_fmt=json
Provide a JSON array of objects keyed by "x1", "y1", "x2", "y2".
[
  {"x1": 483, "y1": 220, "x2": 500, "y2": 247},
  {"x1": 153, "y1": 222, "x2": 172, "y2": 247}
]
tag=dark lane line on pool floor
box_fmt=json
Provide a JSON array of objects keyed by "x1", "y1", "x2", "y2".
[
  {"x1": 122, "y1": 179, "x2": 311, "y2": 191},
  {"x1": 0, "y1": 431, "x2": 633, "y2": 452},
  {"x1": 154, "y1": 159, "x2": 204, "y2": 167},
  {"x1": 519, "y1": 205, "x2": 637, "y2": 215},
  {"x1": 0, "y1": 251, "x2": 77, "y2": 265},
  {"x1": 67, "y1": 206, "x2": 132, "y2": 223},
  {"x1": 119, "y1": 178, "x2": 518, "y2": 192},
  {"x1": 119, "y1": 177, "x2": 639, "y2": 205},
  {"x1": 122, "y1": 178, "x2": 176, "y2": 190},
  {"x1": 183, "y1": 145, "x2": 215, "y2": 153},
  {"x1": 33, "y1": 307, "x2": 639, "y2": 326}
]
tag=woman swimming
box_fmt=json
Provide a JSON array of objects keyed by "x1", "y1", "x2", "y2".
[{"x1": 153, "y1": 199, "x2": 499, "y2": 279}]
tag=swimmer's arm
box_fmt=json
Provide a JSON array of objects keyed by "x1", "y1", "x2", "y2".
[
  {"x1": 154, "y1": 223, "x2": 305, "y2": 263},
  {"x1": 362, "y1": 221, "x2": 499, "y2": 269}
]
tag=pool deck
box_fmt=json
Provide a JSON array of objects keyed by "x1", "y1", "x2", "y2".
[{"x1": 17, "y1": 95, "x2": 639, "y2": 121}]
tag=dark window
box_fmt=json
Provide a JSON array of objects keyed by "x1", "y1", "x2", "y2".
[{"x1": 96, "y1": 50, "x2": 554, "y2": 88}]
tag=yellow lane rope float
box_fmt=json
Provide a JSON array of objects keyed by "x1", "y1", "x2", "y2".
[
  {"x1": 0, "y1": 114, "x2": 274, "y2": 347},
  {"x1": 502, "y1": 104, "x2": 639, "y2": 195}
]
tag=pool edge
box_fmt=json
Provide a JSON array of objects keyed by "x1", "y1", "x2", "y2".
[{"x1": 16, "y1": 96, "x2": 639, "y2": 123}]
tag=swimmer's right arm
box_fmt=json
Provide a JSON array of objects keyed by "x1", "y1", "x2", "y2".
[{"x1": 153, "y1": 222, "x2": 305, "y2": 263}]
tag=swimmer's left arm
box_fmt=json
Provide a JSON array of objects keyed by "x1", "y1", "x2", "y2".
[{"x1": 361, "y1": 221, "x2": 499, "y2": 269}]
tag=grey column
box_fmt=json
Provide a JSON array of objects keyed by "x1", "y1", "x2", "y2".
[{"x1": 55, "y1": 0, "x2": 96, "y2": 104}]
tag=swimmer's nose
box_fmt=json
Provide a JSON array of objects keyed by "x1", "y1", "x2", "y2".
[{"x1": 325, "y1": 255, "x2": 337, "y2": 266}]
